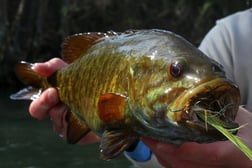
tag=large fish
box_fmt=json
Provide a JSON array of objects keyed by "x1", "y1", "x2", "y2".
[{"x1": 11, "y1": 29, "x2": 240, "y2": 160}]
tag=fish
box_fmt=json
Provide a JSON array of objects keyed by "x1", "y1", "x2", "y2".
[{"x1": 10, "y1": 29, "x2": 240, "y2": 160}]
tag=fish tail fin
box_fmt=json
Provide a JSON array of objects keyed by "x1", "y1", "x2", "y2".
[
  {"x1": 15, "y1": 61, "x2": 46, "y2": 87},
  {"x1": 10, "y1": 61, "x2": 48, "y2": 100},
  {"x1": 10, "y1": 86, "x2": 43, "y2": 100}
]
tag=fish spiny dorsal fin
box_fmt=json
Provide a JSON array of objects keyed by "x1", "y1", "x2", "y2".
[
  {"x1": 100, "y1": 129, "x2": 139, "y2": 160},
  {"x1": 61, "y1": 31, "x2": 119, "y2": 63},
  {"x1": 66, "y1": 111, "x2": 90, "y2": 144}
]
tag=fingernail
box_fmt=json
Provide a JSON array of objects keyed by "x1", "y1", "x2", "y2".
[
  {"x1": 31, "y1": 63, "x2": 36, "y2": 70},
  {"x1": 32, "y1": 63, "x2": 41, "y2": 72}
]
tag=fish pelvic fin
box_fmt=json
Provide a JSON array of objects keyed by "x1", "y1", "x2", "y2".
[
  {"x1": 66, "y1": 111, "x2": 90, "y2": 144},
  {"x1": 62, "y1": 31, "x2": 119, "y2": 63},
  {"x1": 100, "y1": 129, "x2": 139, "y2": 160},
  {"x1": 10, "y1": 61, "x2": 48, "y2": 100}
]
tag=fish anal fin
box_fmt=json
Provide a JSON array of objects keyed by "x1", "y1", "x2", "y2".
[
  {"x1": 62, "y1": 32, "x2": 118, "y2": 63},
  {"x1": 100, "y1": 130, "x2": 139, "y2": 160},
  {"x1": 98, "y1": 93, "x2": 127, "y2": 123},
  {"x1": 66, "y1": 111, "x2": 90, "y2": 144}
]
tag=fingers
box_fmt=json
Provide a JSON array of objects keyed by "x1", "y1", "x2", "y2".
[
  {"x1": 28, "y1": 58, "x2": 101, "y2": 144},
  {"x1": 142, "y1": 138, "x2": 201, "y2": 168},
  {"x1": 142, "y1": 138, "x2": 235, "y2": 168},
  {"x1": 142, "y1": 137, "x2": 218, "y2": 163},
  {"x1": 33, "y1": 58, "x2": 67, "y2": 76},
  {"x1": 49, "y1": 103, "x2": 69, "y2": 137},
  {"x1": 178, "y1": 141, "x2": 252, "y2": 167},
  {"x1": 29, "y1": 58, "x2": 67, "y2": 132},
  {"x1": 29, "y1": 87, "x2": 69, "y2": 139},
  {"x1": 29, "y1": 58, "x2": 66, "y2": 119},
  {"x1": 174, "y1": 141, "x2": 224, "y2": 163},
  {"x1": 29, "y1": 88, "x2": 60, "y2": 119},
  {"x1": 141, "y1": 138, "x2": 177, "y2": 167},
  {"x1": 142, "y1": 137, "x2": 176, "y2": 154},
  {"x1": 160, "y1": 140, "x2": 248, "y2": 167}
]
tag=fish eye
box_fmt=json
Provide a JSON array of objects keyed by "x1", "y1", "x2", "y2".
[{"x1": 170, "y1": 62, "x2": 183, "y2": 78}]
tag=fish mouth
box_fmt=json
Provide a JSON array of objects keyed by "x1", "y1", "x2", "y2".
[{"x1": 170, "y1": 78, "x2": 240, "y2": 140}]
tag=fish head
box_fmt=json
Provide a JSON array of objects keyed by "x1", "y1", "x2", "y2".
[
  {"x1": 131, "y1": 48, "x2": 240, "y2": 143},
  {"x1": 169, "y1": 54, "x2": 239, "y2": 141},
  {"x1": 172, "y1": 54, "x2": 239, "y2": 124}
]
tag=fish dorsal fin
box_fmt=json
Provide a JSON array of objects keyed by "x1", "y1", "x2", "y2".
[
  {"x1": 62, "y1": 31, "x2": 118, "y2": 63},
  {"x1": 98, "y1": 93, "x2": 127, "y2": 123},
  {"x1": 100, "y1": 129, "x2": 139, "y2": 160},
  {"x1": 66, "y1": 111, "x2": 90, "y2": 144}
]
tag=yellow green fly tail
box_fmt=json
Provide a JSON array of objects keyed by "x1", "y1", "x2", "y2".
[
  {"x1": 197, "y1": 111, "x2": 252, "y2": 160},
  {"x1": 208, "y1": 117, "x2": 252, "y2": 160}
]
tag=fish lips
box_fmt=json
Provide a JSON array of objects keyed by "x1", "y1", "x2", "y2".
[{"x1": 171, "y1": 78, "x2": 240, "y2": 140}]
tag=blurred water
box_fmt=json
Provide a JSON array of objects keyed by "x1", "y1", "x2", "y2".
[{"x1": 0, "y1": 89, "x2": 131, "y2": 168}]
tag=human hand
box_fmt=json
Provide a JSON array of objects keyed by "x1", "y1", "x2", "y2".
[
  {"x1": 142, "y1": 106, "x2": 252, "y2": 168},
  {"x1": 29, "y1": 58, "x2": 100, "y2": 144}
]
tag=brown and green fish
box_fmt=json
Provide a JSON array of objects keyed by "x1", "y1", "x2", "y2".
[{"x1": 10, "y1": 29, "x2": 240, "y2": 160}]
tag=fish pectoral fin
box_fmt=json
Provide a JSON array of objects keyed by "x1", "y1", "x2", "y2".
[
  {"x1": 100, "y1": 129, "x2": 139, "y2": 160},
  {"x1": 62, "y1": 32, "x2": 118, "y2": 63},
  {"x1": 98, "y1": 93, "x2": 127, "y2": 123},
  {"x1": 66, "y1": 111, "x2": 90, "y2": 144}
]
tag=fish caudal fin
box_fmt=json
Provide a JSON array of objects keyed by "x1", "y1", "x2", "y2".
[
  {"x1": 100, "y1": 130, "x2": 139, "y2": 160},
  {"x1": 66, "y1": 111, "x2": 91, "y2": 144},
  {"x1": 15, "y1": 61, "x2": 45, "y2": 87},
  {"x1": 10, "y1": 86, "x2": 42, "y2": 100},
  {"x1": 10, "y1": 61, "x2": 46, "y2": 100}
]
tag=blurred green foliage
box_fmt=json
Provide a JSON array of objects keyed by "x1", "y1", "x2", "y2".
[{"x1": 0, "y1": 0, "x2": 250, "y2": 88}]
